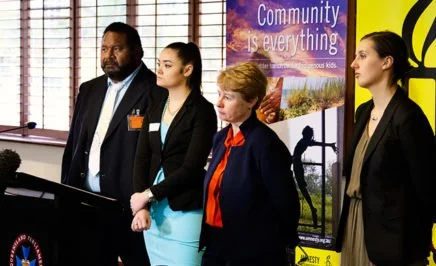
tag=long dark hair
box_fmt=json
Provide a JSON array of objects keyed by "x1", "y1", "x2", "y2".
[
  {"x1": 165, "y1": 42, "x2": 202, "y2": 92},
  {"x1": 361, "y1": 31, "x2": 411, "y2": 86}
]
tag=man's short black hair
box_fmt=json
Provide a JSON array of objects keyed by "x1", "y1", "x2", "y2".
[{"x1": 103, "y1": 22, "x2": 144, "y2": 58}]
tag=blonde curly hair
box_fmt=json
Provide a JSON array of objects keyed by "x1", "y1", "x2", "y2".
[{"x1": 217, "y1": 62, "x2": 267, "y2": 110}]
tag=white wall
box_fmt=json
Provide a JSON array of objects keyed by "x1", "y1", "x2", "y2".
[{"x1": 0, "y1": 141, "x2": 64, "y2": 183}]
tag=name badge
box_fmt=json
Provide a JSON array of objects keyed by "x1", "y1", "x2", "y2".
[
  {"x1": 127, "y1": 109, "x2": 144, "y2": 131},
  {"x1": 149, "y1": 123, "x2": 160, "y2": 132}
]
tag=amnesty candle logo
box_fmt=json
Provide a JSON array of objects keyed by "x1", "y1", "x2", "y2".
[
  {"x1": 402, "y1": 0, "x2": 436, "y2": 79},
  {"x1": 9, "y1": 233, "x2": 43, "y2": 266}
]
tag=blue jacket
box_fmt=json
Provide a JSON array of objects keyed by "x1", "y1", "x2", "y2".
[{"x1": 200, "y1": 113, "x2": 300, "y2": 261}]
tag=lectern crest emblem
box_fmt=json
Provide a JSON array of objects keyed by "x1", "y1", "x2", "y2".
[{"x1": 9, "y1": 233, "x2": 43, "y2": 266}]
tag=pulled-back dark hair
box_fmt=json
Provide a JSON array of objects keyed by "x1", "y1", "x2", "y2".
[
  {"x1": 103, "y1": 22, "x2": 144, "y2": 58},
  {"x1": 165, "y1": 42, "x2": 202, "y2": 92},
  {"x1": 361, "y1": 31, "x2": 411, "y2": 86}
]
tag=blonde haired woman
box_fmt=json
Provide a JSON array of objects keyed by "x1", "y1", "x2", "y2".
[{"x1": 199, "y1": 62, "x2": 300, "y2": 266}]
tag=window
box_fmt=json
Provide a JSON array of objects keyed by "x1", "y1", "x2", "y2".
[
  {"x1": 27, "y1": 0, "x2": 72, "y2": 132},
  {"x1": 137, "y1": 0, "x2": 190, "y2": 69},
  {"x1": 198, "y1": 0, "x2": 226, "y2": 108},
  {"x1": 0, "y1": 0, "x2": 226, "y2": 144},
  {"x1": 0, "y1": 1, "x2": 21, "y2": 127}
]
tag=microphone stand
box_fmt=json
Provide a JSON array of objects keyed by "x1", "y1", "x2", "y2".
[{"x1": 0, "y1": 123, "x2": 36, "y2": 134}]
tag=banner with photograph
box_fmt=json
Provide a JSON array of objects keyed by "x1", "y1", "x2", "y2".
[{"x1": 226, "y1": 0, "x2": 348, "y2": 256}]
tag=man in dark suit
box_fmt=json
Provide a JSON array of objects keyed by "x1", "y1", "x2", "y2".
[{"x1": 61, "y1": 22, "x2": 166, "y2": 266}]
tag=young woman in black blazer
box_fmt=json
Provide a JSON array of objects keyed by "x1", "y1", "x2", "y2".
[
  {"x1": 336, "y1": 31, "x2": 434, "y2": 266},
  {"x1": 130, "y1": 42, "x2": 217, "y2": 265}
]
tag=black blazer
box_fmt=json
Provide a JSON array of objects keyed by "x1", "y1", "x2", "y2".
[
  {"x1": 199, "y1": 114, "x2": 300, "y2": 261},
  {"x1": 133, "y1": 90, "x2": 217, "y2": 211},
  {"x1": 336, "y1": 88, "x2": 434, "y2": 265},
  {"x1": 61, "y1": 64, "x2": 167, "y2": 205}
]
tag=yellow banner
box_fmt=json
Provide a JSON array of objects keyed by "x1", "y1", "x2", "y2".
[
  {"x1": 431, "y1": 225, "x2": 436, "y2": 266},
  {"x1": 295, "y1": 247, "x2": 340, "y2": 266},
  {"x1": 355, "y1": 0, "x2": 436, "y2": 132}
]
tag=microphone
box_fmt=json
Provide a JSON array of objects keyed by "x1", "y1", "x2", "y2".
[
  {"x1": 27, "y1": 122, "x2": 37, "y2": 129},
  {"x1": 0, "y1": 122, "x2": 37, "y2": 134},
  {"x1": 0, "y1": 149, "x2": 21, "y2": 181}
]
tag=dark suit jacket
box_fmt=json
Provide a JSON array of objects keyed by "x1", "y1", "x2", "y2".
[
  {"x1": 199, "y1": 114, "x2": 300, "y2": 261},
  {"x1": 336, "y1": 88, "x2": 434, "y2": 265},
  {"x1": 61, "y1": 64, "x2": 167, "y2": 206},
  {"x1": 133, "y1": 90, "x2": 217, "y2": 211}
]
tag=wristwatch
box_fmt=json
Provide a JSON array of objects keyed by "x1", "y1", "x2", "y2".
[{"x1": 145, "y1": 188, "x2": 154, "y2": 203}]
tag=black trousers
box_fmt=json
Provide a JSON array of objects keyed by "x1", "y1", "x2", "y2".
[
  {"x1": 201, "y1": 225, "x2": 288, "y2": 266},
  {"x1": 61, "y1": 205, "x2": 149, "y2": 266}
]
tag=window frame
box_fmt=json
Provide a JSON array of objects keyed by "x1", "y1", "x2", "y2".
[{"x1": 0, "y1": 0, "x2": 226, "y2": 146}]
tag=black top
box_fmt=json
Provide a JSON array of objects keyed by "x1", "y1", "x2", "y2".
[{"x1": 133, "y1": 90, "x2": 217, "y2": 211}]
